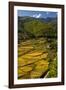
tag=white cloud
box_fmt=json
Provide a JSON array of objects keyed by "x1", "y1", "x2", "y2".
[
  {"x1": 36, "y1": 14, "x2": 41, "y2": 18},
  {"x1": 33, "y1": 13, "x2": 41, "y2": 18},
  {"x1": 33, "y1": 14, "x2": 36, "y2": 17}
]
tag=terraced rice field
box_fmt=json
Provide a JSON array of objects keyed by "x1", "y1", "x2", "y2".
[{"x1": 18, "y1": 38, "x2": 57, "y2": 79}]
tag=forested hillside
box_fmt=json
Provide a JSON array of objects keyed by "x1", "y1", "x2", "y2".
[{"x1": 18, "y1": 16, "x2": 57, "y2": 43}]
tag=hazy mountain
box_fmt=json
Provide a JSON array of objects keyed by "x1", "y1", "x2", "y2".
[{"x1": 18, "y1": 16, "x2": 57, "y2": 22}]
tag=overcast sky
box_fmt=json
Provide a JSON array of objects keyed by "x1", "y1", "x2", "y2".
[{"x1": 18, "y1": 10, "x2": 57, "y2": 18}]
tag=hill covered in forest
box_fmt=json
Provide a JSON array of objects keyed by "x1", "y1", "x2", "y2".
[{"x1": 18, "y1": 16, "x2": 57, "y2": 43}]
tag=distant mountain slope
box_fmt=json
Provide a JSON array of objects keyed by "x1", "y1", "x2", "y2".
[
  {"x1": 18, "y1": 16, "x2": 57, "y2": 43},
  {"x1": 18, "y1": 16, "x2": 57, "y2": 23}
]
